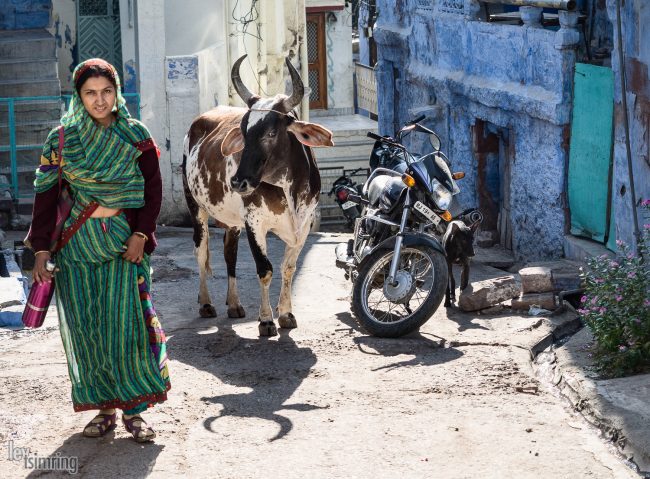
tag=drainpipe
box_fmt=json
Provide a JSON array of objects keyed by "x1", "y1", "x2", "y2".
[
  {"x1": 298, "y1": 0, "x2": 309, "y2": 121},
  {"x1": 614, "y1": 0, "x2": 641, "y2": 252}
]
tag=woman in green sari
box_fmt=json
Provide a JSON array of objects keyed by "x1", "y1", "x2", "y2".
[{"x1": 29, "y1": 58, "x2": 170, "y2": 443}]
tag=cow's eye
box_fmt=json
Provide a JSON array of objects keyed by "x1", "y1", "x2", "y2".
[{"x1": 267, "y1": 131, "x2": 276, "y2": 138}]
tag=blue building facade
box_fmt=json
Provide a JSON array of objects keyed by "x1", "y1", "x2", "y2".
[{"x1": 360, "y1": 0, "x2": 649, "y2": 260}]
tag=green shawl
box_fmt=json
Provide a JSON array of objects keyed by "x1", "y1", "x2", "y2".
[{"x1": 35, "y1": 59, "x2": 150, "y2": 210}]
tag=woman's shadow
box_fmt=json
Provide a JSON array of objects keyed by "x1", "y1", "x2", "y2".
[{"x1": 25, "y1": 433, "x2": 162, "y2": 478}]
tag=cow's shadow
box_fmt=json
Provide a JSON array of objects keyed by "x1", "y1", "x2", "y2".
[{"x1": 168, "y1": 323, "x2": 322, "y2": 442}]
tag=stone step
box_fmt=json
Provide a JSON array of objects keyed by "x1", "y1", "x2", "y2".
[
  {"x1": 0, "y1": 58, "x2": 58, "y2": 82},
  {"x1": 0, "y1": 98, "x2": 62, "y2": 118},
  {"x1": 0, "y1": 120, "x2": 58, "y2": 144},
  {"x1": 315, "y1": 140, "x2": 373, "y2": 162},
  {"x1": 0, "y1": 79, "x2": 61, "y2": 98},
  {"x1": 0, "y1": 29, "x2": 56, "y2": 61}
]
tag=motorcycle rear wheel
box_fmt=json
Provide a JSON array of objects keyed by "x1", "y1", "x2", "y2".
[{"x1": 351, "y1": 245, "x2": 447, "y2": 338}]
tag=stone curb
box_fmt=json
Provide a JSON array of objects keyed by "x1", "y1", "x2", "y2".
[{"x1": 533, "y1": 328, "x2": 650, "y2": 477}]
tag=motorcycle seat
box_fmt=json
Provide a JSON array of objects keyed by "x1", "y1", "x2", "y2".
[{"x1": 367, "y1": 175, "x2": 406, "y2": 214}]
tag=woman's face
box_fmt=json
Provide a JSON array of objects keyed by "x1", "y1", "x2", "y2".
[{"x1": 79, "y1": 76, "x2": 116, "y2": 127}]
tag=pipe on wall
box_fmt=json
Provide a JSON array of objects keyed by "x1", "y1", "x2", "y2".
[{"x1": 480, "y1": 0, "x2": 576, "y2": 10}]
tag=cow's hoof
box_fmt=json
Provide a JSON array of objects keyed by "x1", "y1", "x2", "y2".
[
  {"x1": 444, "y1": 300, "x2": 451, "y2": 308},
  {"x1": 199, "y1": 304, "x2": 217, "y2": 318},
  {"x1": 278, "y1": 313, "x2": 297, "y2": 329},
  {"x1": 258, "y1": 320, "x2": 278, "y2": 337},
  {"x1": 227, "y1": 304, "x2": 246, "y2": 318}
]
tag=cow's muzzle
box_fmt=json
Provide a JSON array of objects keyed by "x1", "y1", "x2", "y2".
[{"x1": 230, "y1": 176, "x2": 254, "y2": 195}]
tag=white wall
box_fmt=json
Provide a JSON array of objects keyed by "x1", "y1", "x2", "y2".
[
  {"x1": 325, "y1": 9, "x2": 354, "y2": 114},
  {"x1": 164, "y1": 0, "x2": 227, "y2": 57},
  {"x1": 48, "y1": 0, "x2": 76, "y2": 92}
]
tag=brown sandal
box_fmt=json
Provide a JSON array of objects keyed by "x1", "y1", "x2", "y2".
[
  {"x1": 122, "y1": 414, "x2": 156, "y2": 443},
  {"x1": 83, "y1": 412, "x2": 117, "y2": 438}
]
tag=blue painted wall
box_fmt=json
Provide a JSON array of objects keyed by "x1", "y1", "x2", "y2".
[
  {"x1": 607, "y1": 0, "x2": 650, "y2": 252},
  {"x1": 0, "y1": 0, "x2": 51, "y2": 30},
  {"x1": 365, "y1": 0, "x2": 584, "y2": 260}
]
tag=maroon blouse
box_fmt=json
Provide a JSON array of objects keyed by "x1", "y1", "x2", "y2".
[{"x1": 28, "y1": 141, "x2": 162, "y2": 255}]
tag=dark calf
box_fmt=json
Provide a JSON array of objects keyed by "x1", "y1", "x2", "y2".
[{"x1": 443, "y1": 220, "x2": 479, "y2": 307}]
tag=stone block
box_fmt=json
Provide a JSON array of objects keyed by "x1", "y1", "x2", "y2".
[
  {"x1": 512, "y1": 292, "x2": 557, "y2": 311},
  {"x1": 519, "y1": 266, "x2": 554, "y2": 293},
  {"x1": 458, "y1": 275, "x2": 521, "y2": 312},
  {"x1": 553, "y1": 272, "x2": 583, "y2": 292}
]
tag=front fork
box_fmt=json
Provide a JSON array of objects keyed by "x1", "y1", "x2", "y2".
[{"x1": 387, "y1": 189, "x2": 412, "y2": 285}]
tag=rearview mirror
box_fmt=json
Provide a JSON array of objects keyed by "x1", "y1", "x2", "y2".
[{"x1": 429, "y1": 133, "x2": 441, "y2": 151}]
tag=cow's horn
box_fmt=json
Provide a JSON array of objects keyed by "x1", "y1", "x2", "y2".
[
  {"x1": 231, "y1": 54, "x2": 254, "y2": 105},
  {"x1": 283, "y1": 57, "x2": 304, "y2": 111}
]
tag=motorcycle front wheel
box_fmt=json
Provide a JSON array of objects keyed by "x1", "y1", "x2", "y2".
[{"x1": 351, "y1": 245, "x2": 447, "y2": 338}]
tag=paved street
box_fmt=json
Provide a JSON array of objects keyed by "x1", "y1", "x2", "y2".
[{"x1": 0, "y1": 228, "x2": 642, "y2": 478}]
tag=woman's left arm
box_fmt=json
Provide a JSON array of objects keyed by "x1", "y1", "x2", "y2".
[{"x1": 123, "y1": 145, "x2": 162, "y2": 262}]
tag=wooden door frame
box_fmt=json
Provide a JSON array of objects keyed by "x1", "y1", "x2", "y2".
[{"x1": 307, "y1": 12, "x2": 328, "y2": 110}]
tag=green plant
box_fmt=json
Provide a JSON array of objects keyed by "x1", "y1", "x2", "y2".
[{"x1": 578, "y1": 200, "x2": 650, "y2": 378}]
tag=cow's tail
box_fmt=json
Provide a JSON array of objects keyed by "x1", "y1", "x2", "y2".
[{"x1": 181, "y1": 134, "x2": 206, "y2": 248}]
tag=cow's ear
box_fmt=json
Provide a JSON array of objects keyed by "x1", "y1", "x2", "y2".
[
  {"x1": 287, "y1": 121, "x2": 334, "y2": 147},
  {"x1": 221, "y1": 127, "x2": 245, "y2": 156}
]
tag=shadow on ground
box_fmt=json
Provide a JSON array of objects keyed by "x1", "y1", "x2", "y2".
[
  {"x1": 25, "y1": 433, "x2": 163, "y2": 478},
  {"x1": 168, "y1": 322, "x2": 323, "y2": 442}
]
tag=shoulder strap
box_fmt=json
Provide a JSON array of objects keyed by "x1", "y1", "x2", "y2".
[{"x1": 57, "y1": 126, "x2": 64, "y2": 191}]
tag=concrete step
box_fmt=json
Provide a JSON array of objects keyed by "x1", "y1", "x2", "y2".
[
  {"x1": 315, "y1": 139, "x2": 373, "y2": 162},
  {"x1": 0, "y1": 119, "x2": 58, "y2": 145},
  {"x1": 0, "y1": 58, "x2": 58, "y2": 81},
  {"x1": 0, "y1": 79, "x2": 61, "y2": 98},
  {"x1": 0, "y1": 101, "x2": 62, "y2": 126},
  {"x1": 0, "y1": 29, "x2": 56, "y2": 61},
  {"x1": 563, "y1": 234, "x2": 613, "y2": 262}
]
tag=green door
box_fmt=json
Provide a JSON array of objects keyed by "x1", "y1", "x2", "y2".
[
  {"x1": 568, "y1": 63, "x2": 615, "y2": 250},
  {"x1": 77, "y1": 0, "x2": 123, "y2": 80}
]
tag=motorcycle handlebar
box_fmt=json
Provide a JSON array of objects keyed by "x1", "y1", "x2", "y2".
[
  {"x1": 406, "y1": 114, "x2": 426, "y2": 125},
  {"x1": 367, "y1": 132, "x2": 404, "y2": 149}
]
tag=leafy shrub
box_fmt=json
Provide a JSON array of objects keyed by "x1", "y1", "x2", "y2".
[{"x1": 578, "y1": 200, "x2": 650, "y2": 378}]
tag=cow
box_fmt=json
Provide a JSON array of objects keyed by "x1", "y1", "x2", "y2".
[{"x1": 182, "y1": 55, "x2": 333, "y2": 336}]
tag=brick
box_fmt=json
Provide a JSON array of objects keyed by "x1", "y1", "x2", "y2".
[
  {"x1": 458, "y1": 275, "x2": 521, "y2": 312},
  {"x1": 519, "y1": 266, "x2": 554, "y2": 293},
  {"x1": 511, "y1": 292, "x2": 557, "y2": 311}
]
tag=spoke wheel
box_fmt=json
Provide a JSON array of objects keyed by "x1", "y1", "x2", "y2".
[{"x1": 351, "y1": 245, "x2": 447, "y2": 338}]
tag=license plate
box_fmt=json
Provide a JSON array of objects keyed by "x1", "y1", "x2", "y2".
[
  {"x1": 342, "y1": 200, "x2": 357, "y2": 210},
  {"x1": 413, "y1": 201, "x2": 441, "y2": 225}
]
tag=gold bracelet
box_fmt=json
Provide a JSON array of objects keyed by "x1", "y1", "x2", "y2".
[
  {"x1": 34, "y1": 250, "x2": 51, "y2": 256},
  {"x1": 133, "y1": 232, "x2": 149, "y2": 242}
]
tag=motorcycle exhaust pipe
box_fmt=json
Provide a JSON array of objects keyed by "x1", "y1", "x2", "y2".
[{"x1": 480, "y1": 0, "x2": 576, "y2": 10}]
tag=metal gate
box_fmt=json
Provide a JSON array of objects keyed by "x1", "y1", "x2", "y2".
[{"x1": 77, "y1": 0, "x2": 123, "y2": 79}]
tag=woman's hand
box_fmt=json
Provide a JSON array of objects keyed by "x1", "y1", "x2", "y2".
[
  {"x1": 32, "y1": 252, "x2": 53, "y2": 284},
  {"x1": 122, "y1": 234, "x2": 146, "y2": 264}
]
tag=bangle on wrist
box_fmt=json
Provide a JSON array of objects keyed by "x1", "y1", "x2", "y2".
[
  {"x1": 133, "y1": 231, "x2": 148, "y2": 242},
  {"x1": 34, "y1": 250, "x2": 50, "y2": 256}
]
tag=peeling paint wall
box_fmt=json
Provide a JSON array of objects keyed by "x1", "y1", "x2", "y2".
[
  {"x1": 607, "y1": 0, "x2": 650, "y2": 250},
  {"x1": 370, "y1": 0, "x2": 581, "y2": 260},
  {"x1": 48, "y1": 0, "x2": 75, "y2": 92},
  {"x1": 0, "y1": 0, "x2": 51, "y2": 29},
  {"x1": 322, "y1": 8, "x2": 355, "y2": 115}
]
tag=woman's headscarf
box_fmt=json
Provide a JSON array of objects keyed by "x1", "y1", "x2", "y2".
[{"x1": 34, "y1": 58, "x2": 147, "y2": 210}]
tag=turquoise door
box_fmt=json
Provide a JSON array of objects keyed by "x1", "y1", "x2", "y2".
[{"x1": 568, "y1": 63, "x2": 616, "y2": 250}]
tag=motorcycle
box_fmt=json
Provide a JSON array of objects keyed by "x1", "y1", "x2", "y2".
[
  {"x1": 335, "y1": 115, "x2": 466, "y2": 338},
  {"x1": 328, "y1": 168, "x2": 368, "y2": 230}
]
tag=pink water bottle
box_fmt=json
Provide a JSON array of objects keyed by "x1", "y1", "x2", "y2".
[{"x1": 22, "y1": 260, "x2": 56, "y2": 328}]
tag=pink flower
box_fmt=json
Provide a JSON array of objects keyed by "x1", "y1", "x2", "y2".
[
  {"x1": 644, "y1": 299, "x2": 650, "y2": 307},
  {"x1": 578, "y1": 308, "x2": 589, "y2": 315},
  {"x1": 595, "y1": 278, "x2": 605, "y2": 284},
  {"x1": 616, "y1": 240, "x2": 625, "y2": 247},
  {"x1": 591, "y1": 296, "x2": 599, "y2": 304},
  {"x1": 619, "y1": 345, "x2": 628, "y2": 352},
  {"x1": 616, "y1": 295, "x2": 623, "y2": 302},
  {"x1": 628, "y1": 271, "x2": 636, "y2": 279},
  {"x1": 641, "y1": 199, "x2": 650, "y2": 207},
  {"x1": 610, "y1": 261, "x2": 619, "y2": 267},
  {"x1": 581, "y1": 295, "x2": 588, "y2": 303},
  {"x1": 599, "y1": 307, "x2": 607, "y2": 314},
  {"x1": 644, "y1": 224, "x2": 650, "y2": 230}
]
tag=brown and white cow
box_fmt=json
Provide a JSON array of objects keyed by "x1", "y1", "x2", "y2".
[{"x1": 182, "y1": 55, "x2": 333, "y2": 336}]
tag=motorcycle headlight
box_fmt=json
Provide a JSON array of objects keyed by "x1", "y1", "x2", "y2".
[{"x1": 430, "y1": 178, "x2": 453, "y2": 210}]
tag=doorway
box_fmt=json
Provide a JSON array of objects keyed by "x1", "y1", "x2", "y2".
[
  {"x1": 77, "y1": 0, "x2": 123, "y2": 80},
  {"x1": 306, "y1": 13, "x2": 328, "y2": 110}
]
